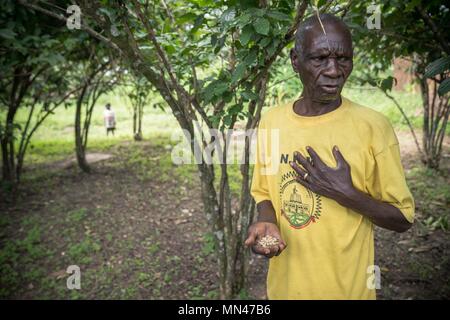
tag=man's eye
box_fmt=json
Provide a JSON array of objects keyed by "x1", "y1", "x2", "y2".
[
  {"x1": 337, "y1": 56, "x2": 350, "y2": 62},
  {"x1": 312, "y1": 57, "x2": 325, "y2": 62}
]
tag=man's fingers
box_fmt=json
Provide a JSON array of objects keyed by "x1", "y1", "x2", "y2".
[
  {"x1": 251, "y1": 245, "x2": 270, "y2": 256},
  {"x1": 295, "y1": 174, "x2": 311, "y2": 189},
  {"x1": 332, "y1": 145, "x2": 348, "y2": 169},
  {"x1": 252, "y1": 243, "x2": 286, "y2": 258},
  {"x1": 294, "y1": 151, "x2": 313, "y2": 172},
  {"x1": 263, "y1": 246, "x2": 278, "y2": 258},
  {"x1": 306, "y1": 146, "x2": 326, "y2": 168},
  {"x1": 244, "y1": 231, "x2": 257, "y2": 247},
  {"x1": 289, "y1": 160, "x2": 307, "y2": 177}
]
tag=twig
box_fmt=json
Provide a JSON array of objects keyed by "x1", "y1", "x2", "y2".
[
  {"x1": 416, "y1": 4, "x2": 450, "y2": 55},
  {"x1": 383, "y1": 90, "x2": 424, "y2": 159},
  {"x1": 18, "y1": 0, "x2": 122, "y2": 53}
]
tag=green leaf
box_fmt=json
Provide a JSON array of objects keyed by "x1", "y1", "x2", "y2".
[
  {"x1": 380, "y1": 76, "x2": 395, "y2": 92},
  {"x1": 203, "y1": 90, "x2": 215, "y2": 103},
  {"x1": 213, "y1": 82, "x2": 228, "y2": 96},
  {"x1": 0, "y1": 28, "x2": 16, "y2": 40},
  {"x1": 266, "y1": 10, "x2": 291, "y2": 22},
  {"x1": 253, "y1": 18, "x2": 270, "y2": 36},
  {"x1": 229, "y1": 104, "x2": 243, "y2": 114},
  {"x1": 231, "y1": 62, "x2": 246, "y2": 83},
  {"x1": 191, "y1": 15, "x2": 205, "y2": 33},
  {"x1": 241, "y1": 90, "x2": 258, "y2": 101},
  {"x1": 214, "y1": 36, "x2": 226, "y2": 53},
  {"x1": 223, "y1": 114, "x2": 233, "y2": 127},
  {"x1": 240, "y1": 25, "x2": 253, "y2": 46},
  {"x1": 266, "y1": 38, "x2": 280, "y2": 56},
  {"x1": 258, "y1": 37, "x2": 271, "y2": 48},
  {"x1": 210, "y1": 34, "x2": 218, "y2": 46},
  {"x1": 244, "y1": 50, "x2": 257, "y2": 66},
  {"x1": 247, "y1": 8, "x2": 266, "y2": 17},
  {"x1": 178, "y1": 13, "x2": 197, "y2": 24},
  {"x1": 317, "y1": 0, "x2": 327, "y2": 8},
  {"x1": 221, "y1": 8, "x2": 235, "y2": 23},
  {"x1": 438, "y1": 78, "x2": 450, "y2": 97},
  {"x1": 424, "y1": 56, "x2": 450, "y2": 78},
  {"x1": 236, "y1": 13, "x2": 252, "y2": 27}
]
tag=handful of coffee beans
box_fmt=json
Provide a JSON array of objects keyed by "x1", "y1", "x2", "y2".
[{"x1": 257, "y1": 235, "x2": 280, "y2": 248}]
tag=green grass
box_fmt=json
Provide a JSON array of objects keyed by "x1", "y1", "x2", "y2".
[
  {"x1": 11, "y1": 88, "x2": 178, "y2": 166},
  {"x1": 67, "y1": 237, "x2": 102, "y2": 264},
  {"x1": 342, "y1": 86, "x2": 423, "y2": 130},
  {"x1": 67, "y1": 208, "x2": 88, "y2": 223},
  {"x1": 406, "y1": 166, "x2": 450, "y2": 232}
]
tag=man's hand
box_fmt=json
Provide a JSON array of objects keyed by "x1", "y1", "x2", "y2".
[
  {"x1": 289, "y1": 145, "x2": 355, "y2": 205},
  {"x1": 290, "y1": 145, "x2": 413, "y2": 232},
  {"x1": 244, "y1": 222, "x2": 287, "y2": 258}
]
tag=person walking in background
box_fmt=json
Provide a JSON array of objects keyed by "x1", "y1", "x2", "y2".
[{"x1": 104, "y1": 103, "x2": 116, "y2": 136}]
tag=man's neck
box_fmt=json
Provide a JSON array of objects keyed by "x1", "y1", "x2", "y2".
[{"x1": 293, "y1": 95, "x2": 342, "y2": 117}]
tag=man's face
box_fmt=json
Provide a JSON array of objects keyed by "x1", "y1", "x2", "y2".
[{"x1": 291, "y1": 23, "x2": 353, "y2": 102}]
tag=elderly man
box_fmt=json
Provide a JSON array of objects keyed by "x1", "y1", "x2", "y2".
[{"x1": 245, "y1": 14, "x2": 414, "y2": 299}]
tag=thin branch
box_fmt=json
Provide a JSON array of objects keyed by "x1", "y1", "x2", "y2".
[
  {"x1": 416, "y1": 4, "x2": 450, "y2": 55},
  {"x1": 383, "y1": 90, "x2": 424, "y2": 159},
  {"x1": 18, "y1": 0, "x2": 122, "y2": 53}
]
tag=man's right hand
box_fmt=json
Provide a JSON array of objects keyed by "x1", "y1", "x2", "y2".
[{"x1": 244, "y1": 222, "x2": 287, "y2": 258}]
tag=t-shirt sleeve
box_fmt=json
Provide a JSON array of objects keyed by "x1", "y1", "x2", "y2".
[
  {"x1": 251, "y1": 118, "x2": 272, "y2": 205},
  {"x1": 366, "y1": 142, "x2": 415, "y2": 223}
]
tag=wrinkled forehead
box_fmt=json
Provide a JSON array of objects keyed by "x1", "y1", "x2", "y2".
[{"x1": 303, "y1": 26, "x2": 353, "y2": 55}]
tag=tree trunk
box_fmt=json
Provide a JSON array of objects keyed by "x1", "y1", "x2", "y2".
[
  {"x1": 418, "y1": 76, "x2": 450, "y2": 169},
  {"x1": 137, "y1": 103, "x2": 143, "y2": 140},
  {"x1": 133, "y1": 102, "x2": 143, "y2": 141},
  {"x1": 0, "y1": 130, "x2": 16, "y2": 184},
  {"x1": 1, "y1": 102, "x2": 19, "y2": 185},
  {"x1": 75, "y1": 84, "x2": 91, "y2": 173}
]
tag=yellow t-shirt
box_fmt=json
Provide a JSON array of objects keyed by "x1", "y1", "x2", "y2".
[{"x1": 250, "y1": 97, "x2": 415, "y2": 300}]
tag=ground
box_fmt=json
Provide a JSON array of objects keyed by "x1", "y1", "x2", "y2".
[
  {"x1": 1, "y1": 86, "x2": 449, "y2": 299},
  {"x1": 0, "y1": 129, "x2": 449, "y2": 300}
]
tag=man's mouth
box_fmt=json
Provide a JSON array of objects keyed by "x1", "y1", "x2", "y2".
[{"x1": 319, "y1": 84, "x2": 340, "y2": 94}]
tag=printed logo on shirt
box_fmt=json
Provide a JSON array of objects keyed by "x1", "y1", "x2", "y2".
[{"x1": 279, "y1": 170, "x2": 322, "y2": 229}]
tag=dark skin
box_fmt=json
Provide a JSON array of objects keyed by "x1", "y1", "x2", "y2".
[{"x1": 245, "y1": 18, "x2": 412, "y2": 259}]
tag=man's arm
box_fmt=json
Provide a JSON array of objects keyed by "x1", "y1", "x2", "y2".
[
  {"x1": 256, "y1": 200, "x2": 278, "y2": 224},
  {"x1": 336, "y1": 186, "x2": 412, "y2": 232},
  {"x1": 290, "y1": 146, "x2": 412, "y2": 233}
]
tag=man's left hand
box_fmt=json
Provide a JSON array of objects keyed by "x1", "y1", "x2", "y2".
[{"x1": 289, "y1": 146, "x2": 355, "y2": 205}]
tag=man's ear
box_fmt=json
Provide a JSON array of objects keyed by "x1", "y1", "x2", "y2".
[{"x1": 290, "y1": 48, "x2": 300, "y2": 73}]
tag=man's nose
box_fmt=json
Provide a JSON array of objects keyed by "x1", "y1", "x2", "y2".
[{"x1": 323, "y1": 58, "x2": 340, "y2": 78}]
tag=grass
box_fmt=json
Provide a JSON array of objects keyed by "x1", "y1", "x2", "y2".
[{"x1": 406, "y1": 167, "x2": 450, "y2": 232}]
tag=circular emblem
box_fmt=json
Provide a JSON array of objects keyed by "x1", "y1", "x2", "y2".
[{"x1": 279, "y1": 172, "x2": 322, "y2": 229}]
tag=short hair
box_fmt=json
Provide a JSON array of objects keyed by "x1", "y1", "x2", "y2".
[
  {"x1": 294, "y1": 13, "x2": 351, "y2": 56},
  {"x1": 106, "y1": 103, "x2": 111, "y2": 107}
]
